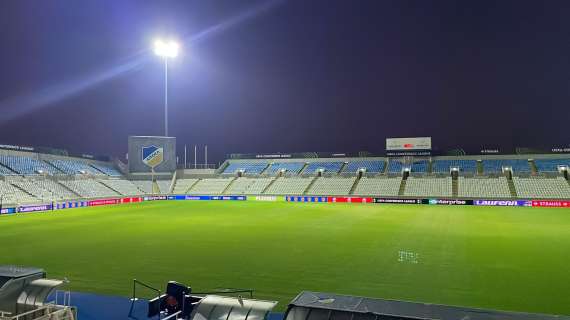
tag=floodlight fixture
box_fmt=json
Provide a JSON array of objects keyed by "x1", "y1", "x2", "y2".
[{"x1": 153, "y1": 39, "x2": 179, "y2": 58}]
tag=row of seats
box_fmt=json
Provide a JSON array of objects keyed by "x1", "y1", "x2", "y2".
[
  {"x1": 307, "y1": 177, "x2": 356, "y2": 196},
  {"x1": 100, "y1": 179, "x2": 144, "y2": 195},
  {"x1": 0, "y1": 155, "x2": 60, "y2": 175},
  {"x1": 172, "y1": 179, "x2": 199, "y2": 193},
  {"x1": 0, "y1": 155, "x2": 122, "y2": 176},
  {"x1": 513, "y1": 177, "x2": 570, "y2": 199},
  {"x1": 404, "y1": 177, "x2": 452, "y2": 197},
  {"x1": 60, "y1": 180, "x2": 119, "y2": 198},
  {"x1": 224, "y1": 177, "x2": 274, "y2": 194},
  {"x1": 458, "y1": 177, "x2": 511, "y2": 198},
  {"x1": 432, "y1": 160, "x2": 477, "y2": 173},
  {"x1": 47, "y1": 159, "x2": 103, "y2": 175},
  {"x1": 188, "y1": 178, "x2": 234, "y2": 195},
  {"x1": 222, "y1": 162, "x2": 269, "y2": 175},
  {"x1": 534, "y1": 159, "x2": 570, "y2": 172},
  {"x1": 222, "y1": 158, "x2": 570, "y2": 176},
  {"x1": 352, "y1": 177, "x2": 401, "y2": 196}
]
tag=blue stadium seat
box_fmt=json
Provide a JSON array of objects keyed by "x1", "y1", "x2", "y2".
[
  {"x1": 265, "y1": 162, "x2": 306, "y2": 175},
  {"x1": 0, "y1": 155, "x2": 61, "y2": 175},
  {"x1": 387, "y1": 160, "x2": 405, "y2": 173},
  {"x1": 432, "y1": 160, "x2": 477, "y2": 173},
  {"x1": 482, "y1": 159, "x2": 530, "y2": 173},
  {"x1": 222, "y1": 162, "x2": 268, "y2": 174},
  {"x1": 534, "y1": 159, "x2": 570, "y2": 172},
  {"x1": 411, "y1": 160, "x2": 428, "y2": 173},
  {"x1": 48, "y1": 159, "x2": 103, "y2": 175},
  {"x1": 303, "y1": 161, "x2": 344, "y2": 174},
  {"x1": 343, "y1": 160, "x2": 385, "y2": 173},
  {"x1": 90, "y1": 163, "x2": 123, "y2": 176}
]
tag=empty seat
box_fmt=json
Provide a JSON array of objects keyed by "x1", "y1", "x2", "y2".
[
  {"x1": 265, "y1": 162, "x2": 306, "y2": 175},
  {"x1": 513, "y1": 177, "x2": 570, "y2": 199},
  {"x1": 302, "y1": 162, "x2": 344, "y2": 174},
  {"x1": 458, "y1": 177, "x2": 511, "y2": 198},
  {"x1": 263, "y1": 177, "x2": 313, "y2": 195},
  {"x1": 306, "y1": 177, "x2": 356, "y2": 195},
  {"x1": 352, "y1": 177, "x2": 401, "y2": 196},
  {"x1": 404, "y1": 177, "x2": 452, "y2": 197},
  {"x1": 342, "y1": 160, "x2": 385, "y2": 173},
  {"x1": 188, "y1": 178, "x2": 234, "y2": 195}
]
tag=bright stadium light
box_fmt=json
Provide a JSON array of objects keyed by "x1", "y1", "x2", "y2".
[
  {"x1": 153, "y1": 38, "x2": 180, "y2": 137},
  {"x1": 153, "y1": 39, "x2": 179, "y2": 58}
]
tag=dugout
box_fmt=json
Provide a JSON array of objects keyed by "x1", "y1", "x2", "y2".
[{"x1": 283, "y1": 291, "x2": 570, "y2": 320}]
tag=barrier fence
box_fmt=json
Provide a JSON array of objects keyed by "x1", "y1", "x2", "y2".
[{"x1": 0, "y1": 195, "x2": 569, "y2": 216}]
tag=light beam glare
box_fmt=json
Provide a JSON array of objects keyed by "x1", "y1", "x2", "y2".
[{"x1": 0, "y1": 0, "x2": 286, "y2": 124}]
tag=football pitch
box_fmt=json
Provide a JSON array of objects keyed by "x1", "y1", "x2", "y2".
[{"x1": 1, "y1": 201, "x2": 569, "y2": 314}]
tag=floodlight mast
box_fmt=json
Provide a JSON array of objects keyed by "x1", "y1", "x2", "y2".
[{"x1": 153, "y1": 39, "x2": 179, "y2": 137}]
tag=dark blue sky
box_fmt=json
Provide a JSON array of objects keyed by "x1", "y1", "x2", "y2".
[{"x1": 0, "y1": 0, "x2": 569, "y2": 164}]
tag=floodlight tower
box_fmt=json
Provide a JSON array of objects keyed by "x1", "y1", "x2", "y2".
[{"x1": 153, "y1": 39, "x2": 179, "y2": 137}]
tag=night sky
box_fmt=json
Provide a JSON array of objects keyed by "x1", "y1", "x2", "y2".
[{"x1": 0, "y1": 0, "x2": 569, "y2": 164}]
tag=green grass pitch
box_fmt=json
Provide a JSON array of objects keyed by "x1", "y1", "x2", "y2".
[{"x1": 1, "y1": 201, "x2": 569, "y2": 314}]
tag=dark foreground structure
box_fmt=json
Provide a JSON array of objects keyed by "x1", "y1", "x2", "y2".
[{"x1": 285, "y1": 291, "x2": 570, "y2": 320}]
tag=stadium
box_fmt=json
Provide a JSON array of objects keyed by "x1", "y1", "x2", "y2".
[{"x1": 1, "y1": 1, "x2": 570, "y2": 320}]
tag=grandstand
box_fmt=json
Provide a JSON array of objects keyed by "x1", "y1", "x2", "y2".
[
  {"x1": 0, "y1": 180, "x2": 41, "y2": 204},
  {"x1": 352, "y1": 177, "x2": 401, "y2": 196},
  {"x1": 0, "y1": 154, "x2": 61, "y2": 175},
  {"x1": 342, "y1": 160, "x2": 385, "y2": 173},
  {"x1": 535, "y1": 159, "x2": 570, "y2": 172},
  {"x1": 224, "y1": 177, "x2": 274, "y2": 194},
  {"x1": 188, "y1": 178, "x2": 234, "y2": 195},
  {"x1": 302, "y1": 161, "x2": 344, "y2": 174},
  {"x1": 404, "y1": 176, "x2": 452, "y2": 197},
  {"x1": 264, "y1": 162, "x2": 306, "y2": 175},
  {"x1": 264, "y1": 177, "x2": 313, "y2": 195},
  {"x1": 100, "y1": 179, "x2": 143, "y2": 196},
  {"x1": 47, "y1": 159, "x2": 103, "y2": 175},
  {"x1": 458, "y1": 176, "x2": 511, "y2": 198},
  {"x1": 306, "y1": 177, "x2": 356, "y2": 195},
  {"x1": 222, "y1": 161, "x2": 268, "y2": 175},
  {"x1": 61, "y1": 179, "x2": 119, "y2": 198},
  {"x1": 483, "y1": 159, "x2": 530, "y2": 173},
  {"x1": 387, "y1": 159, "x2": 405, "y2": 173},
  {"x1": 0, "y1": 148, "x2": 569, "y2": 202},
  {"x1": 513, "y1": 177, "x2": 570, "y2": 199},
  {"x1": 172, "y1": 178, "x2": 199, "y2": 194},
  {"x1": 432, "y1": 159, "x2": 478, "y2": 173},
  {"x1": 410, "y1": 160, "x2": 429, "y2": 173}
]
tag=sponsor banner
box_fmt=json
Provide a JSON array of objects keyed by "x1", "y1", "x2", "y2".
[
  {"x1": 386, "y1": 151, "x2": 431, "y2": 157},
  {"x1": 532, "y1": 200, "x2": 570, "y2": 208},
  {"x1": 424, "y1": 199, "x2": 473, "y2": 205},
  {"x1": 210, "y1": 195, "x2": 247, "y2": 201},
  {"x1": 1, "y1": 207, "x2": 17, "y2": 214},
  {"x1": 88, "y1": 199, "x2": 119, "y2": 206},
  {"x1": 143, "y1": 196, "x2": 167, "y2": 201},
  {"x1": 328, "y1": 197, "x2": 373, "y2": 203},
  {"x1": 254, "y1": 196, "x2": 278, "y2": 202},
  {"x1": 286, "y1": 196, "x2": 328, "y2": 203},
  {"x1": 167, "y1": 195, "x2": 246, "y2": 201},
  {"x1": 18, "y1": 204, "x2": 53, "y2": 213},
  {"x1": 0, "y1": 143, "x2": 35, "y2": 152},
  {"x1": 374, "y1": 198, "x2": 422, "y2": 204},
  {"x1": 121, "y1": 197, "x2": 142, "y2": 203},
  {"x1": 56, "y1": 201, "x2": 88, "y2": 210},
  {"x1": 474, "y1": 200, "x2": 532, "y2": 207},
  {"x1": 386, "y1": 137, "x2": 431, "y2": 151}
]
